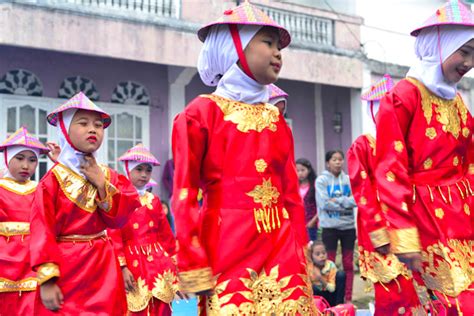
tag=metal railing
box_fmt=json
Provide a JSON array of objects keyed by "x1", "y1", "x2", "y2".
[{"x1": 257, "y1": 5, "x2": 334, "y2": 46}]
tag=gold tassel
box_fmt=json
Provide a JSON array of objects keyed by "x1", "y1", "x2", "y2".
[
  {"x1": 427, "y1": 185, "x2": 434, "y2": 202},
  {"x1": 254, "y1": 208, "x2": 261, "y2": 233},
  {"x1": 455, "y1": 298, "x2": 463, "y2": 316},
  {"x1": 276, "y1": 207, "x2": 281, "y2": 228},
  {"x1": 437, "y1": 186, "x2": 448, "y2": 204},
  {"x1": 447, "y1": 186, "x2": 452, "y2": 204},
  {"x1": 412, "y1": 184, "x2": 417, "y2": 203},
  {"x1": 271, "y1": 207, "x2": 276, "y2": 230},
  {"x1": 456, "y1": 182, "x2": 465, "y2": 199}
]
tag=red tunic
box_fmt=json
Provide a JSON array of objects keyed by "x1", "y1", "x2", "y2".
[
  {"x1": 347, "y1": 135, "x2": 425, "y2": 315},
  {"x1": 29, "y1": 163, "x2": 140, "y2": 315},
  {"x1": 109, "y1": 192, "x2": 178, "y2": 315},
  {"x1": 375, "y1": 78, "x2": 474, "y2": 314},
  {"x1": 172, "y1": 94, "x2": 315, "y2": 315},
  {"x1": 0, "y1": 178, "x2": 38, "y2": 315}
]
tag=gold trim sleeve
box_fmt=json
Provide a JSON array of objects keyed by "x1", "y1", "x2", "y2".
[
  {"x1": 37, "y1": 263, "x2": 60, "y2": 285},
  {"x1": 0, "y1": 221, "x2": 30, "y2": 236},
  {"x1": 0, "y1": 277, "x2": 38, "y2": 292},
  {"x1": 118, "y1": 256, "x2": 127, "y2": 267},
  {"x1": 96, "y1": 181, "x2": 118, "y2": 212},
  {"x1": 369, "y1": 227, "x2": 390, "y2": 248},
  {"x1": 178, "y1": 267, "x2": 213, "y2": 293},
  {"x1": 389, "y1": 228, "x2": 421, "y2": 254}
]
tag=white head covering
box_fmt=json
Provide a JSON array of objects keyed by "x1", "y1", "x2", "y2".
[
  {"x1": 407, "y1": 25, "x2": 474, "y2": 99},
  {"x1": 124, "y1": 160, "x2": 153, "y2": 196},
  {"x1": 3, "y1": 145, "x2": 40, "y2": 179},
  {"x1": 56, "y1": 108, "x2": 98, "y2": 177},
  {"x1": 197, "y1": 24, "x2": 270, "y2": 104}
]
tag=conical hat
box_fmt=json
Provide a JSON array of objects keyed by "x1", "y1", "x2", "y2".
[
  {"x1": 198, "y1": 1, "x2": 291, "y2": 48},
  {"x1": 0, "y1": 127, "x2": 49, "y2": 154},
  {"x1": 48, "y1": 92, "x2": 111, "y2": 128},
  {"x1": 118, "y1": 143, "x2": 160, "y2": 166},
  {"x1": 268, "y1": 84, "x2": 288, "y2": 101},
  {"x1": 411, "y1": 0, "x2": 474, "y2": 36},
  {"x1": 361, "y1": 74, "x2": 394, "y2": 101}
]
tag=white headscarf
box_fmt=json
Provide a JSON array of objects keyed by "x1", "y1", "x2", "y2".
[
  {"x1": 407, "y1": 25, "x2": 474, "y2": 99},
  {"x1": 56, "y1": 108, "x2": 98, "y2": 177},
  {"x1": 125, "y1": 161, "x2": 152, "y2": 196},
  {"x1": 3, "y1": 145, "x2": 40, "y2": 179},
  {"x1": 197, "y1": 24, "x2": 270, "y2": 104}
]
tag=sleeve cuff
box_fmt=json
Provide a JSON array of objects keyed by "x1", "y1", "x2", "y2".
[
  {"x1": 369, "y1": 227, "x2": 390, "y2": 248},
  {"x1": 37, "y1": 263, "x2": 60, "y2": 285},
  {"x1": 118, "y1": 256, "x2": 127, "y2": 267},
  {"x1": 178, "y1": 267, "x2": 213, "y2": 293},
  {"x1": 389, "y1": 228, "x2": 421, "y2": 254},
  {"x1": 96, "y1": 181, "x2": 118, "y2": 212}
]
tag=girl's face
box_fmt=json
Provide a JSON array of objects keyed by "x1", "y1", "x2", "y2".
[
  {"x1": 162, "y1": 202, "x2": 169, "y2": 215},
  {"x1": 296, "y1": 163, "x2": 309, "y2": 182},
  {"x1": 8, "y1": 150, "x2": 38, "y2": 182},
  {"x1": 327, "y1": 152, "x2": 344, "y2": 176},
  {"x1": 68, "y1": 110, "x2": 104, "y2": 153},
  {"x1": 243, "y1": 27, "x2": 282, "y2": 85},
  {"x1": 129, "y1": 163, "x2": 153, "y2": 188},
  {"x1": 311, "y1": 244, "x2": 327, "y2": 267},
  {"x1": 442, "y1": 39, "x2": 474, "y2": 83}
]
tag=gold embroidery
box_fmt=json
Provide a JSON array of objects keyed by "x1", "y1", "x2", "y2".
[
  {"x1": 0, "y1": 277, "x2": 38, "y2": 292},
  {"x1": 203, "y1": 94, "x2": 280, "y2": 133},
  {"x1": 37, "y1": 263, "x2": 60, "y2": 285},
  {"x1": 425, "y1": 127, "x2": 437, "y2": 140},
  {"x1": 0, "y1": 178, "x2": 37, "y2": 195},
  {"x1": 369, "y1": 228, "x2": 390, "y2": 248},
  {"x1": 381, "y1": 203, "x2": 388, "y2": 213},
  {"x1": 139, "y1": 192, "x2": 154, "y2": 210},
  {"x1": 133, "y1": 260, "x2": 139, "y2": 268},
  {"x1": 374, "y1": 214, "x2": 382, "y2": 222},
  {"x1": 360, "y1": 196, "x2": 367, "y2": 205},
  {"x1": 178, "y1": 188, "x2": 188, "y2": 201},
  {"x1": 358, "y1": 246, "x2": 409, "y2": 285},
  {"x1": 282, "y1": 208, "x2": 289, "y2": 219},
  {"x1": 394, "y1": 141, "x2": 404, "y2": 153},
  {"x1": 401, "y1": 202, "x2": 408, "y2": 212},
  {"x1": 464, "y1": 203, "x2": 470, "y2": 215},
  {"x1": 151, "y1": 270, "x2": 179, "y2": 304},
  {"x1": 246, "y1": 178, "x2": 280, "y2": 207},
  {"x1": 57, "y1": 230, "x2": 107, "y2": 242},
  {"x1": 469, "y1": 164, "x2": 474, "y2": 175},
  {"x1": 118, "y1": 256, "x2": 127, "y2": 267},
  {"x1": 366, "y1": 134, "x2": 376, "y2": 156},
  {"x1": 52, "y1": 163, "x2": 111, "y2": 213},
  {"x1": 453, "y1": 156, "x2": 459, "y2": 166},
  {"x1": 0, "y1": 222, "x2": 29, "y2": 237},
  {"x1": 462, "y1": 127, "x2": 470, "y2": 138},
  {"x1": 421, "y1": 239, "x2": 473, "y2": 297},
  {"x1": 423, "y1": 158, "x2": 433, "y2": 170},
  {"x1": 133, "y1": 223, "x2": 139, "y2": 229},
  {"x1": 360, "y1": 170, "x2": 367, "y2": 179},
  {"x1": 126, "y1": 277, "x2": 153, "y2": 312},
  {"x1": 247, "y1": 178, "x2": 282, "y2": 233},
  {"x1": 254, "y1": 159, "x2": 268, "y2": 173},
  {"x1": 398, "y1": 307, "x2": 406, "y2": 315},
  {"x1": 435, "y1": 208, "x2": 444, "y2": 219},
  {"x1": 179, "y1": 267, "x2": 213, "y2": 293},
  {"x1": 389, "y1": 228, "x2": 421, "y2": 253},
  {"x1": 386, "y1": 171, "x2": 395, "y2": 182}
]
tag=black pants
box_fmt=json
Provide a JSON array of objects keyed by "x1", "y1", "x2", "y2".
[{"x1": 312, "y1": 270, "x2": 346, "y2": 307}]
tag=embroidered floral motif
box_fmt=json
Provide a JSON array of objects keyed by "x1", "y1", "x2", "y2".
[
  {"x1": 139, "y1": 191, "x2": 154, "y2": 210},
  {"x1": 423, "y1": 158, "x2": 433, "y2": 170},
  {"x1": 246, "y1": 178, "x2": 280, "y2": 208},
  {"x1": 425, "y1": 127, "x2": 437, "y2": 140},
  {"x1": 462, "y1": 127, "x2": 470, "y2": 138},
  {"x1": 386, "y1": 171, "x2": 396, "y2": 182},
  {"x1": 126, "y1": 277, "x2": 153, "y2": 312},
  {"x1": 151, "y1": 270, "x2": 179, "y2": 304},
  {"x1": 254, "y1": 159, "x2": 268, "y2": 173},
  {"x1": 358, "y1": 246, "x2": 409, "y2": 284},
  {"x1": 203, "y1": 94, "x2": 280, "y2": 133},
  {"x1": 394, "y1": 141, "x2": 404, "y2": 153},
  {"x1": 360, "y1": 170, "x2": 367, "y2": 179},
  {"x1": 434, "y1": 208, "x2": 444, "y2": 219},
  {"x1": 0, "y1": 222, "x2": 30, "y2": 237}
]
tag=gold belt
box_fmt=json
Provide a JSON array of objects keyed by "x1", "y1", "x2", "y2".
[
  {"x1": 0, "y1": 221, "x2": 30, "y2": 237},
  {"x1": 57, "y1": 230, "x2": 107, "y2": 242}
]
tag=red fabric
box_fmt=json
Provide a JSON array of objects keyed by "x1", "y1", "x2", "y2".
[
  {"x1": 375, "y1": 79, "x2": 474, "y2": 311},
  {"x1": 228, "y1": 24, "x2": 256, "y2": 81},
  {"x1": 0, "y1": 186, "x2": 37, "y2": 315},
  {"x1": 172, "y1": 95, "x2": 309, "y2": 308},
  {"x1": 29, "y1": 165, "x2": 140, "y2": 315},
  {"x1": 129, "y1": 298, "x2": 171, "y2": 316},
  {"x1": 373, "y1": 277, "x2": 422, "y2": 316}
]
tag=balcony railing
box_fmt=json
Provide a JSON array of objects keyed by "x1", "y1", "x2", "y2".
[{"x1": 257, "y1": 4, "x2": 334, "y2": 47}]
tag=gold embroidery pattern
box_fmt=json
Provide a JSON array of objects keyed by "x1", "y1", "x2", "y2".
[
  {"x1": 0, "y1": 222, "x2": 30, "y2": 237},
  {"x1": 462, "y1": 127, "x2": 470, "y2": 138},
  {"x1": 425, "y1": 127, "x2": 437, "y2": 140},
  {"x1": 254, "y1": 159, "x2": 268, "y2": 173},
  {"x1": 394, "y1": 141, "x2": 404, "y2": 153},
  {"x1": 178, "y1": 188, "x2": 188, "y2": 201},
  {"x1": 453, "y1": 156, "x2": 459, "y2": 167},
  {"x1": 0, "y1": 277, "x2": 38, "y2": 292},
  {"x1": 423, "y1": 158, "x2": 433, "y2": 170},
  {"x1": 139, "y1": 191, "x2": 154, "y2": 210},
  {"x1": 369, "y1": 228, "x2": 390, "y2": 248},
  {"x1": 246, "y1": 178, "x2": 282, "y2": 233},
  {"x1": 360, "y1": 170, "x2": 367, "y2": 179},
  {"x1": 386, "y1": 171, "x2": 395, "y2": 182},
  {"x1": 126, "y1": 277, "x2": 153, "y2": 312},
  {"x1": 366, "y1": 134, "x2": 376, "y2": 156},
  {"x1": 358, "y1": 246, "x2": 409, "y2": 284},
  {"x1": 401, "y1": 202, "x2": 408, "y2": 212},
  {"x1": 389, "y1": 228, "x2": 421, "y2": 254},
  {"x1": 0, "y1": 178, "x2": 37, "y2": 195},
  {"x1": 179, "y1": 267, "x2": 213, "y2": 293},
  {"x1": 37, "y1": 263, "x2": 60, "y2": 285},
  {"x1": 118, "y1": 256, "x2": 127, "y2": 267},
  {"x1": 464, "y1": 203, "x2": 470, "y2": 216},
  {"x1": 52, "y1": 163, "x2": 111, "y2": 213},
  {"x1": 421, "y1": 240, "x2": 473, "y2": 297},
  {"x1": 151, "y1": 270, "x2": 179, "y2": 304},
  {"x1": 469, "y1": 164, "x2": 474, "y2": 175},
  {"x1": 359, "y1": 196, "x2": 367, "y2": 205},
  {"x1": 203, "y1": 94, "x2": 280, "y2": 133},
  {"x1": 434, "y1": 208, "x2": 444, "y2": 219}
]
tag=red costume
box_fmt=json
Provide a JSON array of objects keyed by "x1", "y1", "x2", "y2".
[
  {"x1": 375, "y1": 78, "x2": 474, "y2": 314},
  {"x1": 172, "y1": 94, "x2": 314, "y2": 315},
  {"x1": 29, "y1": 163, "x2": 140, "y2": 315},
  {"x1": 109, "y1": 191, "x2": 178, "y2": 315},
  {"x1": 0, "y1": 179, "x2": 38, "y2": 315},
  {"x1": 348, "y1": 134, "x2": 425, "y2": 315}
]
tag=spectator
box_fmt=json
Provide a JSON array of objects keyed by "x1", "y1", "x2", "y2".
[
  {"x1": 161, "y1": 200, "x2": 175, "y2": 234},
  {"x1": 296, "y1": 158, "x2": 318, "y2": 241},
  {"x1": 316, "y1": 150, "x2": 356, "y2": 302}
]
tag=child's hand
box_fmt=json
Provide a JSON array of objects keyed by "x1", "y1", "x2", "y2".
[
  {"x1": 80, "y1": 155, "x2": 106, "y2": 193},
  {"x1": 121, "y1": 267, "x2": 136, "y2": 293},
  {"x1": 46, "y1": 142, "x2": 61, "y2": 163},
  {"x1": 396, "y1": 252, "x2": 423, "y2": 272},
  {"x1": 40, "y1": 280, "x2": 63, "y2": 311},
  {"x1": 313, "y1": 267, "x2": 323, "y2": 282}
]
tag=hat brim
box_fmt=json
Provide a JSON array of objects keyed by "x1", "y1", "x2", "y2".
[
  {"x1": 411, "y1": 22, "x2": 474, "y2": 36},
  {"x1": 47, "y1": 109, "x2": 111, "y2": 128}
]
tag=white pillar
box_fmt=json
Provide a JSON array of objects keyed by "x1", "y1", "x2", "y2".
[
  {"x1": 314, "y1": 83, "x2": 325, "y2": 175},
  {"x1": 167, "y1": 66, "x2": 197, "y2": 157},
  {"x1": 350, "y1": 87, "x2": 362, "y2": 141},
  {"x1": 360, "y1": 67, "x2": 375, "y2": 136}
]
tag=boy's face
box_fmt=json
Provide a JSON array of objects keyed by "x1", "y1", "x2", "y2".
[
  {"x1": 68, "y1": 110, "x2": 104, "y2": 153},
  {"x1": 8, "y1": 150, "x2": 38, "y2": 182},
  {"x1": 243, "y1": 27, "x2": 282, "y2": 85},
  {"x1": 442, "y1": 39, "x2": 474, "y2": 83},
  {"x1": 129, "y1": 163, "x2": 153, "y2": 188},
  {"x1": 327, "y1": 152, "x2": 344, "y2": 175},
  {"x1": 311, "y1": 244, "x2": 327, "y2": 266}
]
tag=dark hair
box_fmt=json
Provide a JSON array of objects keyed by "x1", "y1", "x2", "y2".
[
  {"x1": 309, "y1": 240, "x2": 326, "y2": 253},
  {"x1": 161, "y1": 200, "x2": 173, "y2": 224},
  {"x1": 325, "y1": 150, "x2": 344, "y2": 162},
  {"x1": 296, "y1": 158, "x2": 317, "y2": 198}
]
